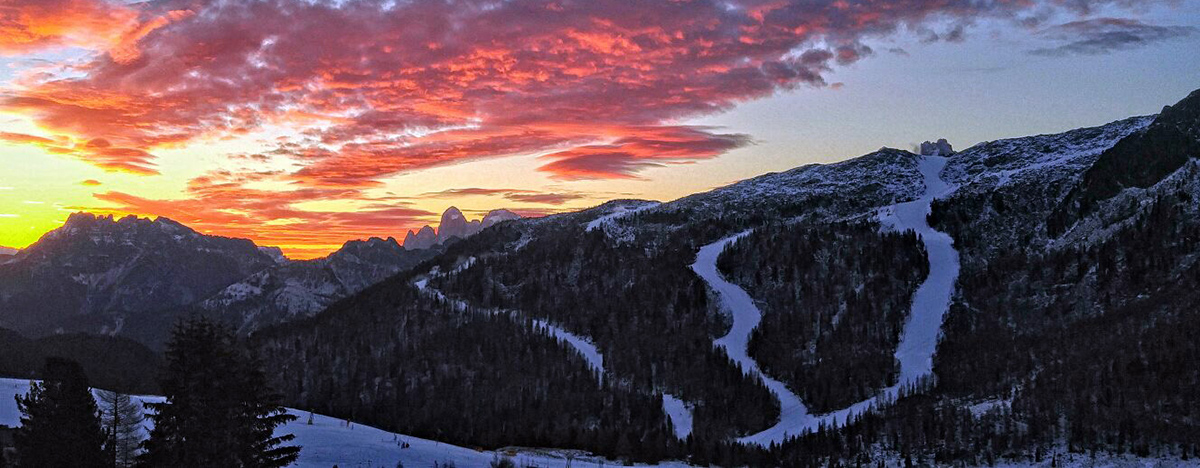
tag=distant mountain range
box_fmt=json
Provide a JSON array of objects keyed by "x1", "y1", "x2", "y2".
[
  {"x1": 0, "y1": 206, "x2": 521, "y2": 348},
  {"x1": 402, "y1": 207, "x2": 521, "y2": 249}
]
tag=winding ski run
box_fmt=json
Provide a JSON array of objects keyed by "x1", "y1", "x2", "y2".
[
  {"x1": 417, "y1": 266, "x2": 698, "y2": 439},
  {"x1": 691, "y1": 155, "x2": 960, "y2": 446}
]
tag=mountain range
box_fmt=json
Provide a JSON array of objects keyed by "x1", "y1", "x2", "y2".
[
  {"x1": 402, "y1": 206, "x2": 521, "y2": 249},
  {"x1": 2, "y1": 88, "x2": 1199, "y2": 466},
  {"x1": 0, "y1": 206, "x2": 519, "y2": 348}
]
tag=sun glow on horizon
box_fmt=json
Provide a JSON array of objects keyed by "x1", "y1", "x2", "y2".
[{"x1": 1, "y1": 0, "x2": 1197, "y2": 257}]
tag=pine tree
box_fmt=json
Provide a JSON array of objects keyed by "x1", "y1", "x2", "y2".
[
  {"x1": 140, "y1": 318, "x2": 299, "y2": 468},
  {"x1": 97, "y1": 389, "x2": 145, "y2": 467},
  {"x1": 13, "y1": 357, "x2": 107, "y2": 468}
]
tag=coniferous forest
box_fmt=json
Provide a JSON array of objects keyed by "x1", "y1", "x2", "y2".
[{"x1": 717, "y1": 222, "x2": 928, "y2": 413}]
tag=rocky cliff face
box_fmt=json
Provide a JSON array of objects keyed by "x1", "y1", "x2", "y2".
[
  {"x1": 199, "y1": 236, "x2": 439, "y2": 335},
  {"x1": 920, "y1": 139, "x2": 954, "y2": 156},
  {"x1": 403, "y1": 226, "x2": 438, "y2": 250},
  {"x1": 0, "y1": 213, "x2": 277, "y2": 342},
  {"x1": 403, "y1": 207, "x2": 523, "y2": 250},
  {"x1": 0, "y1": 214, "x2": 439, "y2": 348}
]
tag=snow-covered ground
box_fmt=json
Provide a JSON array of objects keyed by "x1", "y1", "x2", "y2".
[
  {"x1": 660, "y1": 394, "x2": 694, "y2": 440},
  {"x1": 0, "y1": 378, "x2": 693, "y2": 468},
  {"x1": 691, "y1": 233, "x2": 814, "y2": 445},
  {"x1": 692, "y1": 155, "x2": 961, "y2": 446},
  {"x1": 585, "y1": 201, "x2": 660, "y2": 232},
  {"x1": 877, "y1": 155, "x2": 960, "y2": 386}
]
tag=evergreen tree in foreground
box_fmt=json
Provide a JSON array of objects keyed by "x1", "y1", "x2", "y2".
[
  {"x1": 14, "y1": 357, "x2": 107, "y2": 468},
  {"x1": 98, "y1": 389, "x2": 145, "y2": 468},
  {"x1": 140, "y1": 318, "x2": 299, "y2": 468}
]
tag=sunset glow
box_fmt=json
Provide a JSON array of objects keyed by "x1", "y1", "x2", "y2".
[{"x1": 2, "y1": 0, "x2": 1198, "y2": 258}]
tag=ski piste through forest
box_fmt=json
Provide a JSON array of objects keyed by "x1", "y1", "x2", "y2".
[{"x1": 691, "y1": 155, "x2": 960, "y2": 445}]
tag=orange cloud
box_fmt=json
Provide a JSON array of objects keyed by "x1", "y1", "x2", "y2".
[
  {"x1": 0, "y1": 0, "x2": 189, "y2": 59},
  {"x1": 1, "y1": 0, "x2": 1170, "y2": 255}
]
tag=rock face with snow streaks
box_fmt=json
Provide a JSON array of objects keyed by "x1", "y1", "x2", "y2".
[
  {"x1": 919, "y1": 139, "x2": 954, "y2": 156},
  {"x1": 0, "y1": 214, "x2": 438, "y2": 347},
  {"x1": 0, "y1": 213, "x2": 277, "y2": 342}
]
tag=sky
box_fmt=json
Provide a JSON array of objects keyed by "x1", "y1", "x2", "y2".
[{"x1": 1, "y1": 0, "x2": 1198, "y2": 258}]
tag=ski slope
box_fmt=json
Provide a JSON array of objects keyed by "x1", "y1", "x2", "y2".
[
  {"x1": 415, "y1": 277, "x2": 604, "y2": 377},
  {"x1": 661, "y1": 393, "x2": 695, "y2": 440},
  {"x1": 0, "y1": 378, "x2": 692, "y2": 468},
  {"x1": 691, "y1": 155, "x2": 961, "y2": 446}
]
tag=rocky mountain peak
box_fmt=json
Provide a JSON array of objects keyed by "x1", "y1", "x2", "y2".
[
  {"x1": 481, "y1": 209, "x2": 521, "y2": 228},
  {"x1": 920, "y1": 139, "x2": 954, "y2": 156},
  {"x1": 404, "y1": 226, "x2": 438, "y2": 250}
]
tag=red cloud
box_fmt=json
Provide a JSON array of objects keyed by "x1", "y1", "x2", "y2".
[
  {"x1": 423, "y1": 187, "x2": 588, "y2": 205},
  {"x1": 91, "y1": 185, "x2": 437, "y2": 259},
  {"x1": 3, "y1": 0, "x2": 1170, "y2": 255},
  {"x1": 0, "y1": 0, "x2": 191, "y2": 60},
  {"x1": 539, "y1": 126, "x2": 751, "y2": 179},
  {"x1": 3, "y1": 0, "x2": 1145, "y2": 184},
  {"x1": 0, "y1": 129, "x2": 158, "y2": 174},
  {"x1": 0, "y1": 0, "x2": 137, "y2": 54}
]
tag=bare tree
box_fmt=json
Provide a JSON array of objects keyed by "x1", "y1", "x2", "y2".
[{"x1": 97, "y1": 389, "x2": 145, "y2": 468}]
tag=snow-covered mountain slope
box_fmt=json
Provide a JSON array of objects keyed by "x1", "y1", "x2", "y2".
[
  {"x1": 0, "y1": 214, "x2": 437, "y2": 348},
  {"x1": 924, "y1": 116, "x2": 1159, "y2": 267},
  {"x1": 200, "y1": 237, "x2": 437, "y2": 333},
  {"x1": 0, "y1": 246, "x2": 16, "y2": 256},
  {"x1": 586, "y1": 200, "x2": 661, "y2": 232},
  {"x1": 0, "y1": 378, "x2": 692, "y2": 468},
  {"x1": 943, "y1": 116, "x2": 1153, "y2": 191},
  {"x1": 0, "y1": 214, "x2": 278, "y2": 342},
  {"x1": 647, "y1": 148, "x2": 924, "y2": 229}
]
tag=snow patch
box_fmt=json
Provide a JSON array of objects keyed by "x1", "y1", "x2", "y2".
[{"x1": 661, "y1": 394, "x2": 694, "y2": 440}]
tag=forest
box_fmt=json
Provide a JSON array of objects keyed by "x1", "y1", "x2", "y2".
[
  {"x1": 430, "y1": 222, "x2": 780, "y2": 444},
  {"x1": 717, "y1": 222, "x2": 928, "y2": 413},
  {"x1": 251, "y1": 274, "x2": 686, "y2": 463}
]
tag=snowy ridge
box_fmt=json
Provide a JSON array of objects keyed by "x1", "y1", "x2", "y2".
[
  {"x1": 0, "y1": 378, "x2": 691, "y2": 468},
  {"x1": 943, "y1": 116, "x2": 1153, "y2": 190},
  {"x1": 660, "y1": 148, "x2": 925, "y2": 226},
  {"x1": 692, "y1": 156, "x2": 961, "y2": 446},
  {"x1": 585, "y1": 200, "x2": 661, "y2": 232}
]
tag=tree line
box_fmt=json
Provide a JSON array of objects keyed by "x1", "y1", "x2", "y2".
[{"x1": 4, "y1": 318, "x2": 297, "y2": 468}]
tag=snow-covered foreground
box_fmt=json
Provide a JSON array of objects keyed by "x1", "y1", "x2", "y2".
[
  {"x1": 691, "y1": 155, "x2": 961, "y2": 446},
  {"x1": 0, "y1": 378, "x2": 694, "y2": 468}
]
